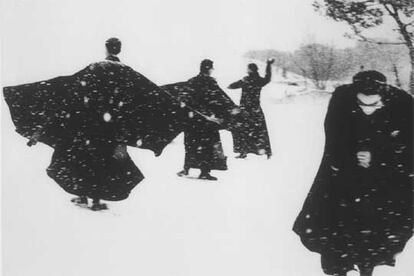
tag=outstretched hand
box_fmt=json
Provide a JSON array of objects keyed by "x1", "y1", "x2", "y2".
[
  {"x1": 267, "y1": 58, "x2": 275, "y2": 65},
  {"x1": 231, "y1": 107, "x2": 241, "y2": 115},
  {"x1": 113, "y1": 144, "x2": 128, "y2": 160},
  {"x1": 27, "y1": 131, "x2": 42, "y2": 147},
  {"x1": 207, "y1": 115, "x2": 224, "y2": 125},
  {"x1": 357, "y1": 151, "x2": 371, "y2": 168}
]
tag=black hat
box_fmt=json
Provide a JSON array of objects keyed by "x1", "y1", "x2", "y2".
[
  {"x1": 353, "y1": 70, "x2": 386, "y2": 84},
  {"x1": 105, "y1": 37, "x2": 122, "y2": 55},
  {"x1": 200, "y1": 59, "x2": 214, "y2": 73},
  {"x1": 353, "y1": 70, "x2": 387, "y2": 95}
]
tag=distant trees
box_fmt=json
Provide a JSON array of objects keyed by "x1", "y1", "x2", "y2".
[
  {"x1": 314, "y1": 0, "x2": 414, "y2": 93},
  {"x1": 247, "y1": 44, "x2": 360, "y2": 90},
  {"x1": 352, "y1": 42, "x2": 408, "y2": 88},
  {"x1": 245, "y1": 41, "x2": 409, "y2": 90},
  {"x1": 290, "y1": 43, "x2": 354, "y2": 89},
  {"x1": 246, "y1": 46, "x2": 351, "y2": 89},
  {"x1": 246, "y1": 50, "x2": 292, "y2": 75}
]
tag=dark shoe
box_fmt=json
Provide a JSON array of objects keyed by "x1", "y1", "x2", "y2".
[
  {"x1": 71, "y1": 196, "x2": 88, "y2": 205},
  {"x1": 358, "y1": 265, "x2": 374, "y2": 276},
  {"x1": 266, "y1": 153, "x2": 272, "y2": 160},
  {"x1": 90, "y1": 203, "x2": 108, "y2": 211},
  {"x1": 177, "y1": 169, "x2": 189, "y2": 177},
  {"x1": 235, "y1": 153, "x2": 247, "y2": 159},
  {"x1": 198, "y1": 173, "x2": 218, "y2": 181}
]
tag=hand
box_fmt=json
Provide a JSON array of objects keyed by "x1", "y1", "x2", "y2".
[
  {"x1": 207, "y1": 115, "x2": 224, "y2": 125},
  {"x1": 27, "y1": 131, "x2": 41, "y2": 147},
  {"x1": 267, "y1": 58, "x2": 275, "y2": 65},
  {"x1": 357, "y1": 151, "x2": 371, "y2": 168},
  {"x1": 231, "y1": 107, "x2": 241, "y2": 115},
  {"x1": 113, "y1": 145, "x2": 127, "y2": 160},
  {"x1": 27, "y1": 139, "x2": 38, "y2": 147}
]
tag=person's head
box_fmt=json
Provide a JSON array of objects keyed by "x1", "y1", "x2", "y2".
[
  {"x1": 105, "y1": 37, "x2": 122, "y2": 56},
  {"x1": 200, "y1": 59, "x2": 214, "y2": 75},
  {"x1": 353, "y1": 70, "x2": 387, "y2": 95},
  {"x1": 247, "y1": 63, "x2": 258, "y2": 75}
]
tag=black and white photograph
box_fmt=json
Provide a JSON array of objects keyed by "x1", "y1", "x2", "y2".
[{"x1": 1, "y1": 1, "x2": 413, "y2": 275}]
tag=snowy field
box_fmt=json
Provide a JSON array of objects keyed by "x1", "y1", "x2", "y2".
[{"x1": 2, "y1": 76, "x2": 413, "y2": 276}]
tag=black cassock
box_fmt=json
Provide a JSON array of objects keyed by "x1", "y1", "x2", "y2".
[
  {"x1": 3, "y1": 61, "x2": 187, "y2": 201},
  {"x1": 228, "y1": 64, "x2": 272, "y2": 156},
  {"x1": 293, "y1": 84, "x2": 413, "y2": 274},
  {"x1": 162, "y1": 75, "x2": 238, "y2": 172}
]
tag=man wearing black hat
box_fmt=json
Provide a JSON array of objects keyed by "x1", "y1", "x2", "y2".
[
  {"x1": 293, "y1": 70, "x2": 413, "y2": 276},
  {"x1": 176, "y1": 59, "x2": 238, "y2": 180}
]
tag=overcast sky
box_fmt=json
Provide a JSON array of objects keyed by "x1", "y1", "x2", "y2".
[{"x1": 1, "y1": 0, "x2": 356, "y2": 85}]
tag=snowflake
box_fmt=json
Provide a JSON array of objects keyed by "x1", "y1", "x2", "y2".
[{"x1": 103, "y1": 112, "x2": 112, "y2": 122}]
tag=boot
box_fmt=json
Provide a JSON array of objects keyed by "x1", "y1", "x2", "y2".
[
  {"x1": 91, "y1": 198, "x2": 108, "y2": 211},
  {"x1": 177, "y1": 168, "x2": 189, "y2": 177},
  {"x1": 71, "y1": 196, "x2": 88, "y2": 205},
  {"x1": 358, "y1": 265, "x2": 373, "y2": 276},
  {"x1": 235, "y1": 153, "x2": 247, "y2": 159},
  {"x1": 198, "y1": 171, "x2": 218, "y2": 181}
]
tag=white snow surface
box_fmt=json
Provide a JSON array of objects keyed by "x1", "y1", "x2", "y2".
[{"x1": 2, "y1": 75, "x2": 413, "y2": 276}]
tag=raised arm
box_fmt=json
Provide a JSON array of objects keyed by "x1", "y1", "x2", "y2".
[{"x1": 260, "y1": 58, "x2": 274, "y2": 87}]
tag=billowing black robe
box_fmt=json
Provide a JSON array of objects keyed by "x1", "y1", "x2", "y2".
[
  {"x1": 228, "y1": 63, "x2": 272, "y2": 156},
  {"x1": 293, "y1": 84, "x2": 413, "y2": 275},
  {"x1": 3, "y1": 61, "x2": 187, "y2": 201},
  {"x1": 162, "y1": 75, "x2": 238, "y2": 172}
]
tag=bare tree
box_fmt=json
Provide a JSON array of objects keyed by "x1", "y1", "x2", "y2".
[
  {"x1": 314, "y1": 0, "x2": 414, "y2": 93},
  {"x1": 352, "y1": 41, "x2": 408, "y2": 87},
  {"x1": 291, "y1": 43, "x2": 349, "y2": 90}
]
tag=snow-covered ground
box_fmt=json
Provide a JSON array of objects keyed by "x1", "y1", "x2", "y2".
[{"x1": 2, "y1": 75, "x2": 413, "y2": 276}]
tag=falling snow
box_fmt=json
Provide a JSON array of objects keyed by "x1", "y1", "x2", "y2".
[{"x1": 2, "y1": 59, "x2": 413, "y2": 276}]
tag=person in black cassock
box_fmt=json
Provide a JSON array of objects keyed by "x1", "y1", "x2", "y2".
[
  {"x1": 228, "y1": 59, "x2": 274, "y2": 159},
  {"x1": 3, "y1": 38, "x2": 187, "y2": 211},
  {"x1": 59, "y1": 37, "x2": 127, "y2": 210},
  {"x1": 170, "y1": 59, "x2": 238, "y2": 180},
  {"x1": 293, "y1": 71, "x2": 413, "y2": 276}
]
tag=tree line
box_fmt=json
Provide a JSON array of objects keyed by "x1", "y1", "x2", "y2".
[
  {"x1": 314, "y1": 0, "x2": 414, "y2": 94},
  {"x1": 246, "y1": 42, "x2": 409, "y2": 91}
]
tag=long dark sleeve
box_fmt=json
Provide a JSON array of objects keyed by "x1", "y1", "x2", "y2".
[
  {"x1": 374, "y1": 91, "x2": 413, "y2": 172},
  {"x1": 228, "y1": 79, "x2": 244, "y2": 89},
  {"x1": 210, "y1": 79, "x2": 237, "y2": 109},
  {"x1": 323, "y1": 88, "x2": 353, "y2": 170},
  {"x1": 259, "y1": 62, "x2": 272, "y2": 87}
]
